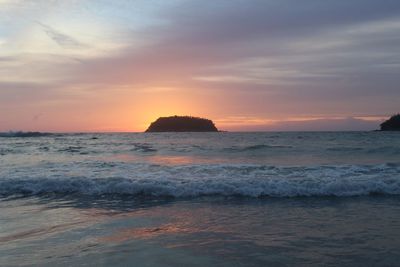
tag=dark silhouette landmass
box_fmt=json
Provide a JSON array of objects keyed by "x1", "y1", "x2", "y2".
[
  {"x1": 146, "y1": 116, "x2": 219, "y2": 132},
  {"x1": 380, "y1": 114, "x2": 400, "y2": 131}
]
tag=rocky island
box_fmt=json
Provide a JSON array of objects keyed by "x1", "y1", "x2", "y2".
[
  {"x1": 145, "y1": 116, "x2": 219, "y2": 132},
  {"x1": 380, "y1": 114, "x2": 400, "y2": 131}
]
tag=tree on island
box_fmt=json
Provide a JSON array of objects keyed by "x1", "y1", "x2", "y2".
[
  {"x1": 146, "y1": 116, "x2": 219, "y2": 132},
  {"x1": 380, "y1": 114, "x2": 400, "y2": 131}
]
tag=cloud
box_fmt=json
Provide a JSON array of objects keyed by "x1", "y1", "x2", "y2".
[
  {"x1": 272, "y1": 117, "x2": 383, "y2": 131},
  {"x1": 220, "y1": 117, "x2": 383, "y2": 132},
  {"x1": 0, "y1": 81, "x2": 49, "y2": 90},
  {"x1": 0, "y1": 81, "x2": 60, "y2": 105},
  {"x1": 1, "y1": 1, "x2": 400, "y2": 130},
  {"x1": 67, "y1": 3, "x2": 400, "y2": 111},
  {"x1": 36, "y1": 21, "x2": 86, "y2": 49},
  {"x1": 160, "y1": 0, "x2": 400, "y2": 45},
  {"x1": 71, "y1": 1, "x2": 400, "y2": 82},
  {"x1": 0, "y1": 56, "x2": 15, "y2": 61}
]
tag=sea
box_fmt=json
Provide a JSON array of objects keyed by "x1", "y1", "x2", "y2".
[{"x1": 0, "y1": 132, "x2": 400, "y2": 266}]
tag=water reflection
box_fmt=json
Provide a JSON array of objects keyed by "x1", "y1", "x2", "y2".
[
  {"x1": 1, "y1": 195, "x2": 400, "y2": 266},
  {"x1": 109, "y1": 153, "x2": 224, "y2": 165},
  {"x1": 0, "y1": 221, "x2": 84, "y2": 243},
  {"x1": 100, "y1": 224, "x2": 190, "y2": 242}
]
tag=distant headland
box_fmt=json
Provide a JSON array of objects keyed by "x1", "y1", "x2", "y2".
[
  {"x1": 145, "y1": 116, "x2": 219, "y2": 132},
  {"x1": 380, "y1": 114, "x2": 400, "y2": 131}
]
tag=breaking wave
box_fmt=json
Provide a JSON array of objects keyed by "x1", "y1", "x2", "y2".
[{"x1": 1, "y1": 163, "x2": 399, "y2": 198}]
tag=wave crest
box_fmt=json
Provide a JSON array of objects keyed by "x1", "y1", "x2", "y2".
[{"x1": 1, "y1": 163, "x2": 399, "y2": 198}]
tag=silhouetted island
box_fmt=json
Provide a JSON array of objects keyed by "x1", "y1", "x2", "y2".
[
  {"x1": 146, "y1": 116, "x2": 219, "y2": 132},
  {"x1": 380, "y1": 114, "x2": 400, "y2": 131}
]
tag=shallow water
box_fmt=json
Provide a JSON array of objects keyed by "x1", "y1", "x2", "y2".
[
  {"x1": 1, "y1": 132, "x2": 400, "y2": 266},
  {"x1": 1, "y1": 196, "x2": 400, "y2": 266}
]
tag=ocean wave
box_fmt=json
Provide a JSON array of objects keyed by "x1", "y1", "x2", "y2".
[
  {"x1": 366, "y1": 147, "x2": 400, "y2": 155},
  {"x1": 131, "y1": 143, "x2": 157, "y2": 153},
  {"x1": 0, "y1": 131, "x2": 54, "y2": 138},
  {"x1": 326, "y1": 147, "x2": 363, "y2": 152},
  {"x1": 58, "y1": 146, "x2": 84, "y2": 153},
  {"x1": 225, "y1": 144, "x2": 292, "y2": 152},
  {"x1": 0, "y1": 148, "x2": 14, "y2": 155},
  {"x1": 1, "y1": 163, "x2": 399, "y2": 198}
]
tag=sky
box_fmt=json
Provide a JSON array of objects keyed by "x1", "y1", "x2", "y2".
[{"x1": 1, "y1": 0, "x2": 400, "y2": 132}]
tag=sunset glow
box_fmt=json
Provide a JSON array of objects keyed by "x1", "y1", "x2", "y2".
[{"x1": 1, "y1": 1, "x2": 400, "y2": 131}]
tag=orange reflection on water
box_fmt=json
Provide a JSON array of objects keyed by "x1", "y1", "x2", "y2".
[
  {"x1": 96, "y1": 205, "x2": 235, "y2": 245},
  {"x1": 109, "y1": 154, "x2": 220, "y2": 165},
  {"x1": 99, "y1": 222, "x2": 195, "y2": 243}
]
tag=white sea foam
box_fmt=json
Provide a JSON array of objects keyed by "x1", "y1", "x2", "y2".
[
  {"x1": 1, "y1": 132, "x2": 400, "y2": 198},
  {"x1": 1, "y1": 163, "x2": 399, "y2": 198}
]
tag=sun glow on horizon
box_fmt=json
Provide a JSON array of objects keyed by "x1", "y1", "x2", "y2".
[{"x1": 1, "y1": 1, "x2": 399, "y2": 132}]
